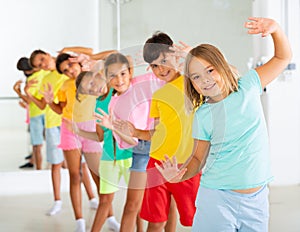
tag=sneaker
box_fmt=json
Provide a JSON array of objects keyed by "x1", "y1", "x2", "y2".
[
  {"x1": 106, "y1": 216, "x2": 120, "y2": 232},
  {"x1": 19, "y1": 162, "x2": 34, "y2": 169},
  {"x1": 89, "y1": 198, "x2": 98, "y2": 210},
  {"x1": 75, "y1": 218, "x2": 86, "y2": 232},
  {"x1": 25, "y1": 154, "x2": 32, "y2": 160},
  {"x1": 46, "y1": 200, "x2": 62, "y2": 216}
]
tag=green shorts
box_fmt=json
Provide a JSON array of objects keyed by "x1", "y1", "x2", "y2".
[{"x1": 99, "y1": 158, "x2": 132, "y2": 194}]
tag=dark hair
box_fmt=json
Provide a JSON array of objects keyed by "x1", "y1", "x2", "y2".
[
  {"x1": 56, "y1": 53, "x2": 72, "y2": 74},
  {"x1": 143, "y1": 31, "x2": 173, "y2": 64},
  {"x1": 17, "y1": 57, "x2": 33, "y2": 71},
  {"x1": 29, "y1": 49, "x2": 47, "y2": 68}
]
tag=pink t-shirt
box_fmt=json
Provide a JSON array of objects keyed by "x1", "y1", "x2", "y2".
[{"x1": 109, "y1": 72, "x2": 165, "y2": 148}]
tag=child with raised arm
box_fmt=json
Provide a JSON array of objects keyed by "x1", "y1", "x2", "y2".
[
  {"x1": 94, "y1": 52, "x2": 172, "y2": 232},
  {"x1": 156, "y1": 17, "x2": 292, "y2": 232},
  {"x1": 126, "y1": 32, "x2": 201, "y2": 232},
  {"x1": 39, "y1": 52, "x2": 102, "y2": 231}
]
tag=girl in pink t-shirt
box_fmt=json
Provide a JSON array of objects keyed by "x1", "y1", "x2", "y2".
[{"x1": 95, "y1": 53, "x2": 176, "y2": 232}]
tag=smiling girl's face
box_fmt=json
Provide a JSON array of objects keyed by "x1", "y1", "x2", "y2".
[
  {"x1": 80, "y1": 73, "x2": 108, "y2": 97},
  {"x1": 188, "y1": 57, "x2": 226, "y2": 103},
  {"x1": 107, "y1": 63, "x2": 132, "y2": 95}
]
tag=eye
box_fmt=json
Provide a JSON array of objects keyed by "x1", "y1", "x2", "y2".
[
  {"x1": 207, "y1": 68, "x2": 214, "y2": 74},
  {"x1": 150, "y1": 64, "x2": 158, "y2": 69},
  {"x1": 191, "y1": 75, "x2": 201, "y2": 80},
  {"x1": 161, "y1": 59, "x2": 167, "y2": 64}
]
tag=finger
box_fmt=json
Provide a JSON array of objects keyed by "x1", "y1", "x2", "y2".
[
  {"x1": 178, "y1": 40, "x2": 189, "y2": 47},
  {"x1": 172, "y1": 156, "x2": 178, "y2": 167},
  {"x1": 97, "y1": 108, "x2": 108, "y2": 116},
  {"x1": 155, "y1": 162, "x2": 164, "y2": 173},
  {"x1": 174, "y1": 168, "x2": 187, "y2": 181}
]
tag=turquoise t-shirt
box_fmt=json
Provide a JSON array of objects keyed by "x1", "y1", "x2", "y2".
[
  {"x1": 95, "y1": 89, "x2": 132, "y2": 161},
  {"x1": 193, "y1": 69, "x2": 273, "y2": 189}
]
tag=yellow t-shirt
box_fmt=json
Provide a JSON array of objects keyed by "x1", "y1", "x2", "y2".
[
  {"x1": 73, "y1": 94, "x2": 97, "y2": 123},
  {"x1": 149, "y1": 75, "x2": 194, "y2": 163},
  {"x1": 27, "y1": 70, "x2": 50, "y2": 117},
  {"x1": 38, "y1": 70, "x2": 69, "y2": 128},
  {"x1": 58, "y1": 78, "x2": 76, "y2": 120}
]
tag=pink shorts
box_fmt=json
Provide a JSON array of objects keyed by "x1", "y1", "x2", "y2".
[
  {"x1": 58, "y1": 119, "x2": 102, "y2": 153},
  {"x1": 140, "y1": 157, "x2": 201, "y2": 226}
]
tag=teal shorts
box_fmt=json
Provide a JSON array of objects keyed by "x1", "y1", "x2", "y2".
[
  {"x1": 192, "y1": 185, "x2": 269, "y2": 232},
  {"x1": 99, "y1": 158, "x2": 132, "y2": 194}
]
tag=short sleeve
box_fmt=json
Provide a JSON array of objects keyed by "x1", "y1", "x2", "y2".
[
  {"x1": 192, "y1": 109, "x2": 211, "y2": 141},
  {"x1": 239, "y1": 69, "x2": 262, "y2": 94},
  {"x1": 149, "y1": 97, "x2": 159, "y2": 118}
]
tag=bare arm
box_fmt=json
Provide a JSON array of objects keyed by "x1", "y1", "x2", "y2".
[
  {"x1": 13, "y1": 80, "x2": 30, "y2": 104},
  {"x1": 59, "y1": 46, "x2": 93, "y2": 55},
  {"x1": 24, "y1": 80, "x2": 47, "y2": 110},
  {"x1": 90, "y1": 50, "x2": 117, "y2": 60},
  {"x1": 245, "y1": 17, "x2": 292, "y2": 88}
]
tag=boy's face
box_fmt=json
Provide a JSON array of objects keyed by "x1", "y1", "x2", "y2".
[
  {"x1": 149, "y1": 52, "x2": 179, "y2": 82},
  {"x1": 32, "y1": 53, "x2": 55, "y2": 71},
  {"x1": 59, "y1": 60, "x2": 82, "y2": 79}
]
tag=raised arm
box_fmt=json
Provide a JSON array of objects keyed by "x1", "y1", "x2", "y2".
[
  {"x1": 13, "y1": 80, "x2": 30, "y2": 104},
  {"x1": 59, "y1": 46, "x2": 94, "y2": 55},
  {"x1": 244, "y1": 17, "x2": 292, "y2": 88}
]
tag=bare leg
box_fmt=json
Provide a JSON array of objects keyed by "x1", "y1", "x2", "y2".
[
  {"x1": 64, "y1": 149, "x2": 83, "y2": 219},
  {"x1": 81, "y1": 162, "x2": 95, "y2": 200},
  {"x1": 91, "y1": 193, "x2": 115, "y2": 232},
  {"x1": 51, "y1": 162, "x2": 63, "y2": 200},
  {"x1": 147, "y1": 222, "x2": 166, "y2": 232},
  {"x1": 120, "y1": 171, "x2": 147, "y2": 232},
  {"x1": 33, "y1": 144, "x2": 43, "y2": 170},
  {"x1": 164, "y1": 196, "x2": 177, "y2": 232}
]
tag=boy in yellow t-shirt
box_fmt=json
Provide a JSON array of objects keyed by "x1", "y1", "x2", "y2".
[{"x1": 139, "y1": 32, "x2": 201, "y2": 231}]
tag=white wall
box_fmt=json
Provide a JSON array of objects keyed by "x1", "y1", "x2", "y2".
[
  {"x1": 0, "y1": 0, "x2": 100, "y2": 131},
  {"x1": 253, "y1": 0, "x2": 300, "y2": 185},
  {"x1": 0, "y1": 0, "x2": 99, "y2": 98}
]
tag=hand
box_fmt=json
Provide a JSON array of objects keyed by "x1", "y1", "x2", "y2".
[
  {"x1": 155, "y1": 155, "x2": 187, "y2": 183},
  {"x1": 24, "y1": 78, "x2": 38, "y2": 95},
  {"x1": 39, "y1": 83, "x2": 54, "y2": 104},
  {"x1": 13, "y1": 80, "x2": 22, "y2": 93},
  {"x1": 68, "y1": 53, "x2": 95, "y2": 71},
  {"x1": 94, "y1": 108, "x2": 113, "y2": 130},
  {"x1": 113, "y1": 119, "x2": 135, "y2": 137},
  {"x1": 244, "y1": 17, "x2": 278, "y2": 37},
  {"x1": 169, "y1": 41, "x2": 192, "y2": 72}
]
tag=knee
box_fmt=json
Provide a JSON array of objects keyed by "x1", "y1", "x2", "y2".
[
  {"x1": 148, "y1": 222, "x2": 166, "y2": 231},
  {"x1": 124, "y1": 200, "x2": 141, "y2": 213},
  {"x1": 68, "y1": 171, "x2": 81, "y2": 184}
]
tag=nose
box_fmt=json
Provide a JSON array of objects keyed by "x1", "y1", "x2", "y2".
[{"x1": 158, "y1": 65, "x2": 165, "y2": 72}]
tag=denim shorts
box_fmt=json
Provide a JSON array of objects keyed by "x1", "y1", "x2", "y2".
[
  {"x1": 192, "y1": 185, "x2": 269, "y2": 232},
  {"x1": 29, "y1": 114, "x2": 45, "y2": 145},
  {"x1": 130, "y1": 140, "x2": 150, "y2": 172},
  {"x1": 45, "y1": 127, "x2": 64, "y2": 165}
]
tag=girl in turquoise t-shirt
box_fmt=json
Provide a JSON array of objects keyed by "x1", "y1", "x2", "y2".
[{"x1": 156, "y1": 17, "x2": 292, "y2": 232}]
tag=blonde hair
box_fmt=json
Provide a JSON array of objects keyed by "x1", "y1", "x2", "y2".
[{"x1": 184, "y1": 44, "x2": 239, "y2": 114}]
